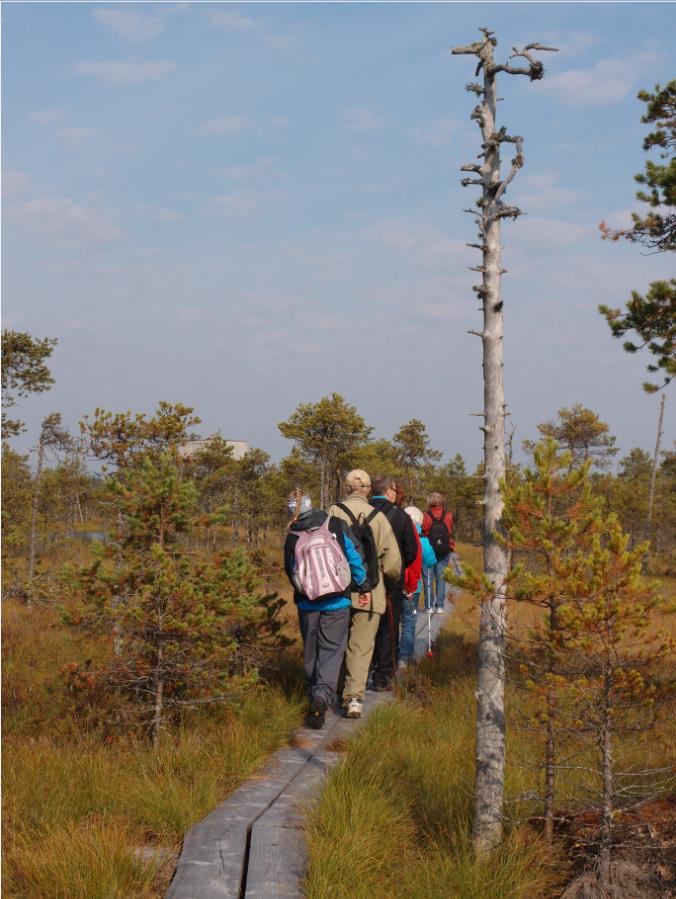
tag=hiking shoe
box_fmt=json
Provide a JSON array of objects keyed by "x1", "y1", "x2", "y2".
[
  {"x1": 345, "y1": 697, "x2": 363, "y2": 719},
  {"x1": 434, "y1": 606, "x2": 444, "y2": 614},
  {"x1": 398, "y1": 659, "x2": 409, "y2": 671},
  {"x1": 306, "y1": 697, "x2": 327, "y2": 730},
  {"x1": 371, "y1": 681, "x2": 392, "y2": 693}
]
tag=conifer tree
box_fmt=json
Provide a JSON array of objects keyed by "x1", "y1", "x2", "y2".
[
  {"x1": 452, "y1": 27, "x2": 557, "y2": 854},
  {"x1": 1, "y1": 330, "x2": 57, "y2": 437},
  {"x1": 557, "y1": 519, "x2": 673, "y2": 887},
  {"x1": 278, "y1": 394, "x2": 371, "y2": 507},
  {"x1": 393, "y1": 418, "x2": 442, "y2": 503},
  {"x1": 28, "y1": 413, "x2": 72, "y2": 582},
  {"x1": 500, "y1": 441, "x2": 601, "y2": 842},
  {"x1": 73, "y1": 449, "x2": 287, "y2": 747},
  {"x1": 531, "y1": 404, "x2": 618, "y2": 469}
]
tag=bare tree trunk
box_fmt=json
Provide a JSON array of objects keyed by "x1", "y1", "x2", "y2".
[
  {"x1": 453, "y1": 29, "x2": 557, "y2": 856},
  {"x1": 599, "y1": 663, "x2": 614, "y2": 886},
  {"x1": 232, "y1": 484, "x2": 240, "y2": 546},
  {"x1": 647, "y1": 393, "x2": 666, "y2": 541},
  {"x1": 319, "y1": 455, "x2": 327, "y2": 509},
  {"x1": 152, "y1": 645, "x2": 164, "y2": 750},
  {"x1": 28, "y1": 435, "x2": 46, "y2": 585}
]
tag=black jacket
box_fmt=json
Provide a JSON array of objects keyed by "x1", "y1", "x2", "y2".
[
  {"x1": 369, "y1": 497, "x2": 418, "y2": 588},
  {"x1": 283, "y1": 510, "x2": 350, "y2": 604}
]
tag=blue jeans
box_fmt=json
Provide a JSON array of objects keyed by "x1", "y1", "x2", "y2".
[
  {"x1": 423, "y1": 554, "x2": 461, "y2": 610},
  {"x1": 399, "y1": 592, "x2": 419, "y2": 662}
]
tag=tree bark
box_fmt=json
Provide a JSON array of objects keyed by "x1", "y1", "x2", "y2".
[
  {"x1": 647, "y1": 393, "x2": 666, "y2": 541},
  {"x1": 599, "y1": 663, "x2": 614, "y2": 886},
  {"x1": 27, "y1": 434, "x2": 46, "y2": 585},
  {"x1": 453, "y1": 29, "x2": 557, "y2": 856}
]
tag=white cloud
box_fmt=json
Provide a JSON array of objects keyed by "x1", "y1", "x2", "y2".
[
  {"x1": 31, "y1": 108, "x2": 68, "y2": 125},
  {"x1": 411, "y1": 117, "x2": 461, "y2": 146},
  {"x1": 535, "y1": 48, "x2": 664, "y2": 105},
  {"x1": 5, "y1": 197, "x2": 123, "y2": 243},
  {"x1": 206, "y1": 9, "x2": 257, "y2": 30},
  {"x1": 56, "y1": 127, "x2": 93, "y2": 146},
  {"x1": 200, "y1": 115, "x2": 249, "y2": 135},
  {"x1": 2, "y1": 170, "x2": 33, "y2": 199},
  {"x1": 270, "y1": 116, "x2": 289, "y2": 129},
  {"x1": 93, "y1": 8, "x2": 163, "y2": 41},
  {"x1": 207, "y1": 189, "x2": 286, "y2": 217},
  {"x1": 345, "y1": 107, "x2": 386, "y2": 132},
  {"x1": 74, "y1": 60, "x2": 175, "y2": 84},
  {"x1": 512, "y1": 172, "x2": 583, "y2": 210}
]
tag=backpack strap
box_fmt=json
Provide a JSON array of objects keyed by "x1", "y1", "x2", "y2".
[
  {"x1": 364, "y1": 507, "x2": 381, "y2": 526},
  {"x1": 337, "y1": 502, "x2": 359, "y2": 527}
]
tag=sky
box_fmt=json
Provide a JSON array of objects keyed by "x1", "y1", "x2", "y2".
[{"x1": 3, "y1": 1, "x2": 675, "y2": 470}]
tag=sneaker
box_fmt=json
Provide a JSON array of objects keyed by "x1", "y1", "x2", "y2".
[
  {"x1": 306, "y1": 697, "x2": 327, "y2": 730},
  {"x1": 397, "y1": 659, "x2": 409, "y2": 671},
  {"x1": 434, "y1": 606, "x2": 444, "y2": 614},
  {"x1": 345, "y1": 697, "x2": 363, "y2": 719}
]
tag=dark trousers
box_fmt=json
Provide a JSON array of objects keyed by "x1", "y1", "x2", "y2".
[
  {"x1": 298, "y1": 607, "x2": 350, "y2": 708},
  {"x1": 371, "y1": 587, "x2": 403, "y2": 687}
]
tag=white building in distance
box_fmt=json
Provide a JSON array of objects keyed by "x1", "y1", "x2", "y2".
[{"x1": 178, "y1": 438, "x2": 249, "y2": 461}]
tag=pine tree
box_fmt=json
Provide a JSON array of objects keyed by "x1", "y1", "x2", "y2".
[
  {"x1": 278, "y1": 394, "x2": 372, "y2": 507},
  {"x1": 452, "y1": 27, "x2": 557, "y2": 854},
  {"x1": 73, "y1": 449, "x2": 287, "y2": 747},
  {"x1": 1, "y1": 330, "x2": 57, "y2": 437}
]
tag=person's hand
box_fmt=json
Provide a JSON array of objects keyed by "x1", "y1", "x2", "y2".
[{"x1": 358, "y1": 592, "x2": 371, "y2": 606}]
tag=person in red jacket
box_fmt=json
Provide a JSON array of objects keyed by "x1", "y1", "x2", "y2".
[{"x1": 422, "y1": 493, "x2": 461, "y2": 613}]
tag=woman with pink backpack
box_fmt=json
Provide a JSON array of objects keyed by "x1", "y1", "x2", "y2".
[{"x1": 283, "y1": 492, "x2": 370, "y2": 730}]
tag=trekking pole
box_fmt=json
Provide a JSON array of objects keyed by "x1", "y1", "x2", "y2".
[{"x1": 426, "y1": 568, "x2": 434, "y2": 658}]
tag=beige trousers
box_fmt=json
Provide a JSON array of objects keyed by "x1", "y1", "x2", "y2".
[{"x1": 343, "y1": 608, "x2": 382, "y2": 700}]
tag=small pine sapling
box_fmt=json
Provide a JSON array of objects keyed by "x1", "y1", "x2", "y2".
[
  {"x1": 555, "y1": 519, "x2": 673, "y2": 887},
  {"x1": 71, "y1": 449, "x2": 289, "y2": 747}
]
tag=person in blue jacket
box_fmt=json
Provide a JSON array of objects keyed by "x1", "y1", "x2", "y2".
[
  {"x1": 400, "y1": 506, "x2": 438, "y2": 665},
  {"x1": 283, "y1": 493, "x2": 369, "y2": 730}
]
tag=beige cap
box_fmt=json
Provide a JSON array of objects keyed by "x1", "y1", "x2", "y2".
[{"x1": 345, "y1": 469, "x2": 371, "y2": 489}]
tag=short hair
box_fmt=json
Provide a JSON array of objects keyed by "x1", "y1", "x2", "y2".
[
  {"x1": 428, "y1": 492, "x2": 444, "y2": 509},
  {"x1": 345, "y1": 469, "x2": 371, "y2": 493},
  {"x1": 372, "y1": 473, "x2": 396, "y2": 496},
  {"x1": 405, "y1": 506, "x2": 423, "y2": 526}
]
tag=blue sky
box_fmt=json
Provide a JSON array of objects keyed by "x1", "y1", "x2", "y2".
[{"x1": 3, "y1": 2, "x2": 675, "y2": 468}]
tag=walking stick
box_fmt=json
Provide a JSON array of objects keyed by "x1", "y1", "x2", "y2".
[{"x1": 426, "y1": 568, "x2": 434, "y2": 658}]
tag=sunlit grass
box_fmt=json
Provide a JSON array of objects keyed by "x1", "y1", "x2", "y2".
[{"x1": 2, "y1": 596, "x2": 304, "y2": 898}]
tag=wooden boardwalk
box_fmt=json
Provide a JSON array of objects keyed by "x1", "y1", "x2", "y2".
[{"x1": 166, "y1": 600, "x2": 452, "y2": 899}]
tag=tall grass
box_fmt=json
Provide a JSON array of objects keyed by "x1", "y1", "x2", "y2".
[
  {"x1": 2, "y1": 596, "x2": 304, "y2": 898},
  {"x1": 305, "y1": 562, "x2": 676, "y2": 899}
]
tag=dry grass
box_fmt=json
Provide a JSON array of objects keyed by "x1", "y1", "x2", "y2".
[{"x1": 2, "y1": 594, "x2": 304, "y2": 898}]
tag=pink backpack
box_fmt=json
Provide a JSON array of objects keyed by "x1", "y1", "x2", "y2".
[{"x1": 292, "y1": 517, "x2": 351, "y2": 601}]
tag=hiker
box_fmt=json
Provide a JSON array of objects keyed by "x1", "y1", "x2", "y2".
[
  {"x1": 283, "y1": 492, "x2": 370, "y2": 730},
  {"x1": 422, "y1": 493, "x2": 461, "y2": 613},
  {"x1": 368, "y1": 474, "x2": 419, "y2": 688},
  {"x1": 400, "y1": 506, "x2": 437, "y2": 665},
  {"x1": 327, "y1": 470, "x2": 401, "y2": 718}
]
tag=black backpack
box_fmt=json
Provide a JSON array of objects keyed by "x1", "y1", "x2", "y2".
[
  {"x1": 428, "y1": 508, "x2": 451, "y2": 561},
  {"x1": 337, "y1": 503, "x2": 381, "y2": 591}
]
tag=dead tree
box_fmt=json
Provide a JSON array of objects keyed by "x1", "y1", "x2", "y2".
[
  {"x1": 452, "y1": 28, "x2": 557, "y2": 855},
  {"x1": 27, "y1": 413, "x2": 72, "y2": 585},
  {"x1": 647, "y1": 392, "x2": 666, "y2": 541}
]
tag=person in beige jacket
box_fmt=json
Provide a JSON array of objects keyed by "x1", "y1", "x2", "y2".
[{"x1": 328, "y1": 469, "x2": 402, "y2": 718}]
